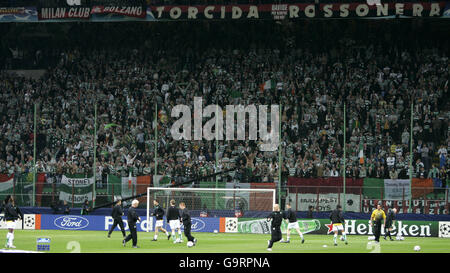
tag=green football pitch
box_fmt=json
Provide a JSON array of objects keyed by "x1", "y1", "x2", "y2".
[{"x1": 1, "y1": 230, "x2": 449, "y2": 253}]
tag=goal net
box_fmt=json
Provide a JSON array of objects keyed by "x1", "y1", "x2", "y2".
[{"x1": 146, "y1": 187, "x2": 276, "y2": 232}]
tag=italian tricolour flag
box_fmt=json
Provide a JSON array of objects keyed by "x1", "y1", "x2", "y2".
[
  {"x1": 259, "y1": 80, "x2": 275, "y2": 92},
  {"x1": 0, "y1": 174, "x2": 14, "y2": 197}
]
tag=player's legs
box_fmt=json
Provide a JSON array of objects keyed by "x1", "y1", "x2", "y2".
[
  {"x1": 6, "y1": 228, "x2": 14, "y2": 248},
  {"x1": 295, "y1": 227, "x2": 305, "y2": 243},
  {"x1": 386, "y1": 227, "x2": 393, "y2": 240},
  {"x1": 333, "y1": 230, "x2": 338, "y2": 245},
  {"x1": 159, "y1": 226, "x2": 169, "y2": 237},
  {"x1": 130, "y1": 224, "x2": 138, "y2": 247},
  {"x1": 124, "y1": 222, "x2": 137, "y2": 246},
  {"x1": 156, "y1": 220, "x2": 169, "y2": 237},
  {"x1": 169, "y1": 220, "x2": 182, "y2": 242},
  {"x1": 108, "y1": 219, "x2": 119, "y2": 237},
  {"x1": 117, "y1": 220, "x2": 126, "y2": 237},
  {"x1": 153, "y1": 223, "x2": 169, "y2": 241},
  {"x1": 169, "y1": 221, "x2": 176, "y2": 242},
  {"x1": 6, "y1": 220, "x2": 16, "y2": 248},
  {"x1": 177, "y1": 227, "x2": 183, "y2": 242},
  {"x1": 184, "y1": 224, "x2": 195, "y2": 242},
  {"x1": 284, "y1": 228, "x2": 291, "y2": 242},
  {"x1": 339, "y1": 230, "x2": 348, "y2": 244},
  {"x1": 374, "y1": 223, "x2": 381, "y2": 242},
  {"x1": 268, "y1": 228, "x2": 282, "y2": 250}
]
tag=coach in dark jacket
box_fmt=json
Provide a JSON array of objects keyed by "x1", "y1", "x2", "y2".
[
  {"x1": 123, "y1": 199, "x2": 141, "y2": 248},
  {"x1": 108, "y1": 199, "x2": 126, "y2": 238}
]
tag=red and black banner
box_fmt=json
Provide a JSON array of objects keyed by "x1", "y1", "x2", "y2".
[
  {"x1": 10, "y1": 1, "x2": 450, "y2": 22},
  {"x1": 91, "y1": 5, "x2": 146, "y2": 18}
]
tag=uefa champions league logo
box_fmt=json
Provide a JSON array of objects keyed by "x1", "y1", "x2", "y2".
[{"x1": 170, "y1": 97, "x2": 280, "y2": 151}]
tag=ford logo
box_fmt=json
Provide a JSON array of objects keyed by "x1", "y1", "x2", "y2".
[
  {"x1": 190, "y1": 218, "x2": 206, "y2": 232},
  {"x1": 54, "y1": 216, "x2": 89, "y2": 230}
]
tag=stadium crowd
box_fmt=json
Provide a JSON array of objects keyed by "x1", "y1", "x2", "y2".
[{"x1": 0, "y1": 21, "x2": 449, "y2": 189}]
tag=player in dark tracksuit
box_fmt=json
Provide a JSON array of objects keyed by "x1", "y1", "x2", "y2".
[
  {"x1": 108, "y1": 199, "x2": 126, "y2": 238},
  {"x1": 151, "y1": 199, "x2": 170, "y2": 241},
  {"x1": 123, "y1": 200, "x2": 141, "y2": 248},
  {"x1": 267, "y1": 204, "x2": 283, "y2": 251},
  {"x1": 179, "y1": 202, "x2": 197, "y2": 245},
  {"x1": 384, "y1": 208, "x2": 397, "y2": 241}
]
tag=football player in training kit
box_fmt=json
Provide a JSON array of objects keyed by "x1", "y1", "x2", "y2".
[
  {"x1": 179, "y1": 202, "x2": 197, "y2": 246},
  {"x1": 151, "y1": 199, "x2": 170, "y2": 241},
  {"x1": 384, "y1": 207, "x2": 397, "y2": 241},
  {"x1": 266, "y1": 204, "x2": 283, "y2": 251},
  {"x1": 280, "y1": 203, "x2": 304, "y2": 244},
  {"x1": 167, "y1": 199, "x2": 183, "y2": 243},
  {"x1": 4, "y1": 195, "x2": 23, "y2": 248},
  {"x1": 107, "y1": 199, "x2": 126, "y2": 238},
  {"x1": 329, "y1": 205, "x2": 348, "y2": 246}
]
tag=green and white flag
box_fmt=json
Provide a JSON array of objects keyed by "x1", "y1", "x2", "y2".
[
  {"x1": 152, "y1": 175, "x2": 171, "y2": 187},
  {"x1": 59, "y1": 174, "x2": 95, "y2": 204}
]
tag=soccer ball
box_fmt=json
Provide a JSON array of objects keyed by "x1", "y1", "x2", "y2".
[
  {"x1": 214, "y1": 229, "x2": 218, "y2": 234},
  {"x1": 340, "y1": 236, "x2": 344, "y2": 241},
  {"x1": 414, "y1": 245, "x2": 421, "y2": 252},
  {"x1": 187, "y1": 241, "x2": 194, "y2": 248}
]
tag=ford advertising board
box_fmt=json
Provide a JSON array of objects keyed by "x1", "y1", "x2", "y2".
[{"x1": 39, "y1": 214, "x2": 220, "y2": 233}]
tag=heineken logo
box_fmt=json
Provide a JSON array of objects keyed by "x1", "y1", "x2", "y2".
[
  {"x1": 343, "y1": 220, "x2": 433, "y2": 237},
  {"x1": 325, "y1": 223, "x2": 333, "y2": 234}
]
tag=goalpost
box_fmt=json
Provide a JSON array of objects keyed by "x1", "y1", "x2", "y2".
[{"x1": 146, "y1": 187, "x2": 276, "y2": 232}]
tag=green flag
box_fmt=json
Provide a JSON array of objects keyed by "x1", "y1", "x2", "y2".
[
  {"x1": 104, "y1": 123, "x2": 120, "y2": 130},
  {"x1": 59, "y1": 174, "x2": 95, "y2": 206}
]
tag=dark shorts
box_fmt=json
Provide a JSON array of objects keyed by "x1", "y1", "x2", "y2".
[
  {"x1": 385, "y1": 221, "x2": 393, "y2": 229},
  {"x1": 271, "y1": 227, "x2": 282, "y2": 242}
]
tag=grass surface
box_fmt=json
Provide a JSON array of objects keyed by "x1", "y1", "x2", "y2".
[{"x1": 1, "y1": 230, "x2": 449, "y2": 253}]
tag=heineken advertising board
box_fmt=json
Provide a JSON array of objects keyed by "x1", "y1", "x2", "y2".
[{"x1": 237, "y1": 218, "x2": 439, "y2": 237}]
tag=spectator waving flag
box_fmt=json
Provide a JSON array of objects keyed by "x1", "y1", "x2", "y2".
[
  {"x1": 259, "y1": 80, "x2": 275, "y2": 92},
  {"x1": 104, "y1": 123, "x2": 120, "y2": 130},
  {"x1": 128, "y1": 172, "x2": 132, "y2": 189},
  {"x1": 359, "y1": 142, "x2": 364, "y2": 164}
]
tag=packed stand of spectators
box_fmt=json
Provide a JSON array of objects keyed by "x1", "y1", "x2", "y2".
[{"x1": 0, "y1": 20, "x2": 449, "y2": 190}]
